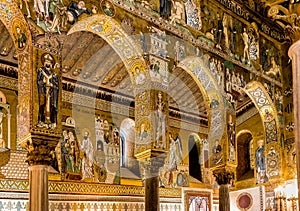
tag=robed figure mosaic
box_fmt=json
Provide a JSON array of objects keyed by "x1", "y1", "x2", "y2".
[{"x1": 37, "y1": 53, "x2": 59, "y2": 129}]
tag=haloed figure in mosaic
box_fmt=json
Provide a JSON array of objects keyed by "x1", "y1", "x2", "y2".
[
  {"x1": 255, "y1": 139, "x2": 267, "y2": 184},
  {"x1": 155, "y1": 92, "x2": 166, "y2": 149},
  {"x1": 81, "y1": 131, "x2": 94, "y2": 179},
  {"x1": 15, "y1": 26, "x2": 27, "y2": 49},
  {"x1": 37, "y1": 53, "x2": 59, "y2": 129}
]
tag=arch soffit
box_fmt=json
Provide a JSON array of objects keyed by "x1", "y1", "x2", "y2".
[
  {"x1": 236, "y1": 129, "x2": 253, "y2": 139},
  {"x1": 178, "y1": 56, "x2": 225, "y2": 144},
  {"x1": 243, "y1": 81, "x2": 279, "y2": 144},
  {"x1": 188, "y1": 133, "x2": 202, "y2": 152},
  {"x1": 189, "y1": 133, "x2": 201, "y2": 144},
  {"x1": 0, "y1": 2, "x2": 33, "y2": 140},
  {"x1": 67, "y1": 14, "x2": 149, "y2": 89}
]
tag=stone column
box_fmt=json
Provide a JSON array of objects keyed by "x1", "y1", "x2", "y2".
[
  {"x1": 21, "y1": 137, "x2": 57, "y2": 211},
  {"x1": 288, "y1": 40, "x2": 300, "y2": 205},
  {"x1": 213, "y1": 171, "x2": 234, "y2": 211},
  {"x1": 29, "y1": 165, "x2": 49, "y2": 211},
  {"x1": 144, "y1": 159, "x2": 163, "y2": 211},
  {"x1": 145, "y1": 176, "x2": 159, "y2": 210}
]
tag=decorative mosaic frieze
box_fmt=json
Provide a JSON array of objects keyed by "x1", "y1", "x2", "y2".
[
  {"x1": 62, "y1": 91, "x2": 134, "y2": 117},
  {"x1": 169, "y1": 118, "x2": 209, "y2": 134},
  {"x1": 0, "y1": 179, "x2": 181, "y2": 198},
  {"x1": 0, "y1": 193, "x2": 183, "y2": 211}
]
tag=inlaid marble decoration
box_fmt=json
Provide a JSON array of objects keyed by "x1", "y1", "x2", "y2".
[{"x1": 230, "y1": 186, "x2": 265, "y2": 211}]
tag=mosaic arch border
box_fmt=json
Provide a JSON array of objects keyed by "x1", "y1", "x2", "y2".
[
  {"x1": 243, "y1": 81, "x2": 279, "y2": 144},
  {"x1": 178, "y1": 57, "x2": 226, "y2": 145},
  {"x1": 0, "y1": 0, "x2": 33, "y2": 141},
  {"x1": 67, "y1": 14, "x2": 149, "y2": 90},
  {"x1": 243, "y1": 81, "x2": 281, "y2": 179}
]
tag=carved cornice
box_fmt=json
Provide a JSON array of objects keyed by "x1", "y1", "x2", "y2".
[
  {"x1": 169, "y1": 117, "x2": 209, "y2": 134},
  {"x1": 169, "y1": 109, "x2": 208, "y2": 126},
  {"x1": 63, "y1": 90, "x2": 135, "y2": 117}
]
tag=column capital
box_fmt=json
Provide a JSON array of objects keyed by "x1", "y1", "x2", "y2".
[
  {"x1": 213, "y1": 167, "x2": 235, "y2": 186},
  {"x1": 142, "y1": 156, "x2": 166, "y2": 177},
  {"x1": 20, "y1": 135, "x2": 58, "y2": 166}
]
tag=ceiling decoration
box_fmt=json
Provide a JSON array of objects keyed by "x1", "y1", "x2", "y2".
[{"x1": 59, "y1": 31, "x2": 208, "y2": 117}]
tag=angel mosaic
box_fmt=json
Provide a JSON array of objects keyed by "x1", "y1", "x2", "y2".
[{"x1": 168, "y1": 133, "x2": 183, "y2": 171}]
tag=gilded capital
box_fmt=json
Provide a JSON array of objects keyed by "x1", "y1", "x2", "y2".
[
  {"x1": 20, "y1": 136, "x2": 58, "y2": 166},
  {"x1": 213, "y1": 167, "x2": 235, "y2": 186}
]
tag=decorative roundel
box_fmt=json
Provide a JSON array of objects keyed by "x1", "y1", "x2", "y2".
[
  {"x1": 267, "y1": 131, "x2": 276, "y2": 140},
  {"x1": 100, "y1": 0, "x2": 116, "y2": 17},
  {"x1": 96, "y1": 167, "x2": 107, "y2": 182},
  {"x1": 258, "y1": 97, "x2": 267, "y2": 105},
  {"x1": 237, "y1": 193, "x2": 253, "y2": 210},
  {"x1": 267, "y1": 123, "x2": 275, "y2": 130},
  {"x1": 269, "y1": 159, "x2": 277, "y2": 168},
  {"x1": 253, "y1": 89, "x2": 262, "y2": 97}
]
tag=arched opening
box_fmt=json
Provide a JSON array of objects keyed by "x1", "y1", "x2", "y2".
[
  {"x1": 237, "y1": 132, "x2": 254, "y2": 181},
  {"x1": 61, "y1": 14, "x2": 148, "y2": 183},
  {"x1": 178, "y1": 56, "x2": 226, "y2": 150},
  {"x1": 119, "y1": 118, "x2": 135, "y2": 169},
  {"x1": 119, "y1": 118, "x2": 139, "y2": 178},
  {"x1": 188, "y1": 134, "x2": 202, "y2": 182}
]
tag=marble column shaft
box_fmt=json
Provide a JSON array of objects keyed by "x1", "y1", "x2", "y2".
[
  {"x1": 288, "y1": 40, "x2": 300, "y2": 205},
  {"x1": 219, "y1": 184, "x2": 230, "y2": 211},
  {"x1": 145, "y1": 175, "x2": 160, "y2": 211},
  {"x1": 29, "y1": 165, "x2": 49, "y2": 211}
]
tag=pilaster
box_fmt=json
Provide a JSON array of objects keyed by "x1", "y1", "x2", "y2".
[
  {"x1": 135, "y1": 89, "x2": 169, "y2": 211},
  {"x1": 18, "y1": 43, "x2": 62, "y2": 211}
]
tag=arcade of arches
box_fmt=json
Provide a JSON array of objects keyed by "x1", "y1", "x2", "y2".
[{"x1": 1, "y1": 0, "x2": 300, "y2": 210}]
